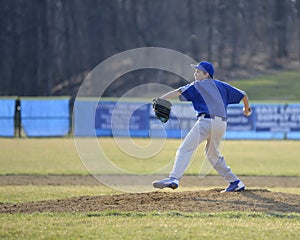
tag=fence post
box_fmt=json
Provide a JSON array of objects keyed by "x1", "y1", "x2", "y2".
[{"x1": 15, "y1": 98, "x2": 21, "y2": 138}]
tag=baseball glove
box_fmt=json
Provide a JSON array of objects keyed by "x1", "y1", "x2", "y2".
[{"x1": 152, "y1": 97, "x2": 172, "y2": 123}]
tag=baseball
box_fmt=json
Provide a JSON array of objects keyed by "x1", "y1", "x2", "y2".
[{"x1": 243, "y1": 107, "x2": 252, "y2": 116}]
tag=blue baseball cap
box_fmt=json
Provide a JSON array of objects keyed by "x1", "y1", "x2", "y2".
[{"x1": 191, "y1": 61, "x2": 214, "y2": 78}]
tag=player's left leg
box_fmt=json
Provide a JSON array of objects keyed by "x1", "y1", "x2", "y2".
[{"x1": 168, "y1": 119, "x2": 209, "y2": 180}]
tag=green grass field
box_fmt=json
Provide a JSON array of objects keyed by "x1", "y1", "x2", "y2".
[
  {"x1": 1, "y1": 138, "x2": 299, "y2": 176},
  {"x1": 1, "y1": 211, "x2": 299, "y2": 240},
  {"x1": 230, "y1": 69, "x2": 300, "y2": 102},
  {"x1": 0, "y1": 138, "x2": 299, "y2": 239}
]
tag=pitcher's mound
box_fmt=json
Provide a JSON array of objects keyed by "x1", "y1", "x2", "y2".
[{"x1": 1, "y1": 189, "x2": 299, "y2": 214}]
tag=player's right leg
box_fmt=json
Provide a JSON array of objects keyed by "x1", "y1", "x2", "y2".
[{"x1": 153, "y1": 120, "x2": 208, "y2": 189}]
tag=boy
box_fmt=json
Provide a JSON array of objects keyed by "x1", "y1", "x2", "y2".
[{"x1": 152, "y1": 61, "x2": 251, "y2": 192}]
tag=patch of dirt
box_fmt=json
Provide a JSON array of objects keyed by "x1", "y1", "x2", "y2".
[
  {"x1": 1, "y1": 189, "x2": 299, "y2": 214},
  {"x1": 0, "y1": 175, "x2": 299, "y2": 214}
]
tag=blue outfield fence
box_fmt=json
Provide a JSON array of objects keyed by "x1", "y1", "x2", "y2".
[
  {"x1": 73, "y1": 100, "x2": 150, "y2": 137},
  {"x1": 73, "y1": 99, "x2": 300, "y2": 140},
  {"x1": 21, "y1": 98, "x2": 70, "y2": 137},
  {"x1": 1, "y1": 98, "x2": 300, "y2": 139},
  {"x1": 0, "y1": 99, "x2": 16, "y2": 137}
]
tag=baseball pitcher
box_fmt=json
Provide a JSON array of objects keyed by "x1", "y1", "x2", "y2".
[{"x1": 152, "y1": 61, "x2": 251, "y2": 192}]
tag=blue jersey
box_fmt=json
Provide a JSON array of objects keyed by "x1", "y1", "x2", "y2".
[{"x1": 178, "y1": 79, "x2": 245, "y2": 118}]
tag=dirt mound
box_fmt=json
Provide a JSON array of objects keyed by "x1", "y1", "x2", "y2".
[{"x1": 1, "y1": 189, "x2": 299, "y2": 214}]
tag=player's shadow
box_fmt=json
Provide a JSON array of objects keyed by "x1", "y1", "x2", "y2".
[{"x1": 239, "y1": 189, "x2": 300, "y2": 213}]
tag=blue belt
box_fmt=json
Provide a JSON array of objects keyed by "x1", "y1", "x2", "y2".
[{"x1": 198, "y1": 114, "x2": 227, "y2": 122}]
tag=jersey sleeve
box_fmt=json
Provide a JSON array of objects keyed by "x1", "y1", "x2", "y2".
[
  {"x1": 225, "y1": 83, "x2": 245, "y2": 104},
  {"x1": 178, "y1": 84, "x2": 192, "y2": 101}
]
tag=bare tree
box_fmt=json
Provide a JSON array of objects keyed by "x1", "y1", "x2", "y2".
[
  {"x1": 0, "y1": 0, "x2": 300, "y2": 97},
  {"x1": 274, "y1": 0, "x2": 288, "y2": 59}
]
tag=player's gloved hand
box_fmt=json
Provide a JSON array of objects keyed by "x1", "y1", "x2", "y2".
[{"x1": 152, "y1": 97, "x2": 172, "y2": 123}]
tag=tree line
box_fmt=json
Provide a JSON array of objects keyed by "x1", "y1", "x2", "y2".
[{"x1": 1, "y1": 0, "x2": 300, "y2": 97}]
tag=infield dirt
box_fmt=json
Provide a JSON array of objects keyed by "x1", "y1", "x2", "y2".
[{"x1": 0, "y1": 175, "x2": 299, "y2": 214}]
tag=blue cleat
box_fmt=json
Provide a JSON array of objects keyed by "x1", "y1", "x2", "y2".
[
  {"x1": 222, "y1": 180, "x2": 245, "y2": 193},
  {"x1": 152, "y1": 177, "x2": 179, "y2": 190}
]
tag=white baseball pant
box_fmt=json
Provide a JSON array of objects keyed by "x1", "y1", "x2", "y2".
[{"x1": 169, "y1": 116, "x2": 239, "y2": 183}]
